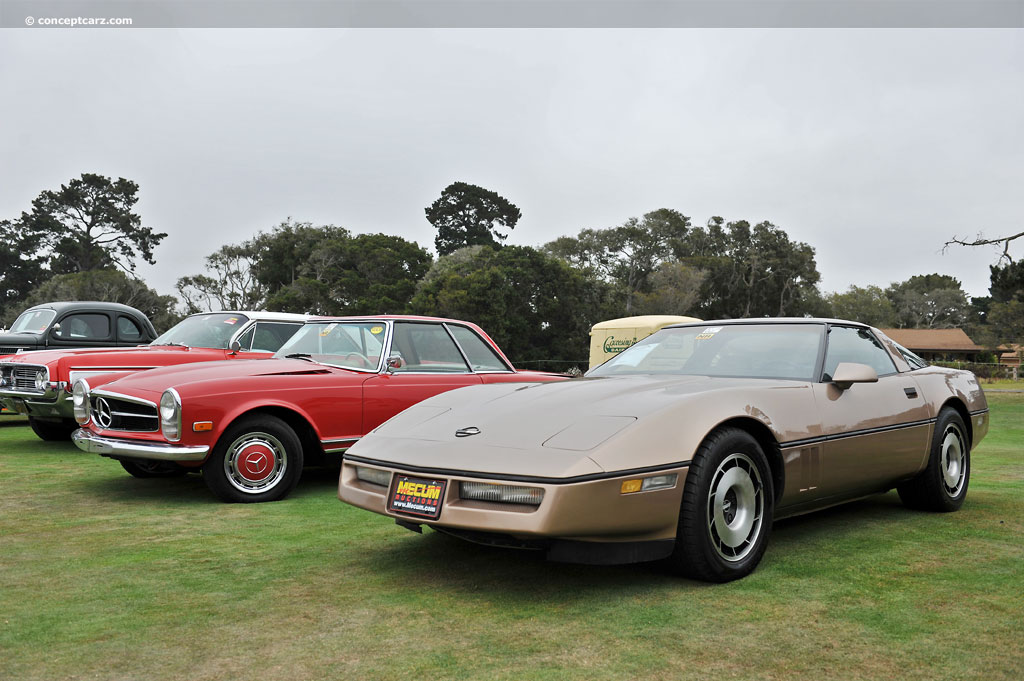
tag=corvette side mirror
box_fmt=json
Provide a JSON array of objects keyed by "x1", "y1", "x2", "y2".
[
  {"x1": 831, "y1": 362, "x2": 878, "y2": 390},
  {"x1": 386, "y1": 356, "x2": 403, "y2": 373}
]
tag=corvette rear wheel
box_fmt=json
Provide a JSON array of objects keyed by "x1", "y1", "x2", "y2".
[
  {"x1": 897, "y1": 408, "x2": 970, "y2": 512},
  {"x1": 668, "y1": 427, "x2": 774, "y2": 582},
  {"x1": 29, "y1": 417, "x2": 78, "y2": 441},
  {"x1": 203, "y1": 414, "x2": 303, "y2": 503}
]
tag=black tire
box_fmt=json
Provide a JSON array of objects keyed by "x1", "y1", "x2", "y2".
[
  {"x1": 29, "y1": 418, "x2": 78, "y2": 441},
  {"x1": 119, "y1": 459, "x2": 189, "y2": 478},
  {"x1": 897, "y1": 408, "x2": 970, "y2": 512},
  {"x1": 667, "y1": 428, "x2": 774, "y2": 582},
  {"x1": 203, "y1": 414, "x2": 303, "y2": 503}
]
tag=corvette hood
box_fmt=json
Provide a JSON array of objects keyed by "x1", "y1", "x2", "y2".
[
  {"x1": 350, "y1": 374, "x2": 805, "y2": 478},
  {"x1": 372, "y1": 375, "x2": 713, "y2": 445}
]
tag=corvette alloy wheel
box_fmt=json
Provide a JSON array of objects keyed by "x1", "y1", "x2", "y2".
[
  {"x1": 939, "y1": 422, "x2": 967, "y2": 498},
  {"x1": 706, "y1": 452, "x2": 765, "y2": 562}
]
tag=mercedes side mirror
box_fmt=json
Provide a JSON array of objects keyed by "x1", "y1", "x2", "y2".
[
  {"x1": 831, "y1": 362, "x2": 878, "y2": 390},
  {"x1": 229, "y1": 340, "x2": 241, "y2": 354},
  {"x1": 386, "y1": 356, "x2": 403, "y2": 373}
]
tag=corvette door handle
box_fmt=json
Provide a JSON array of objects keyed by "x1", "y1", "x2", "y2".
[{"x1": 904, "y1": 387, "x2": 918, "y2": 399}]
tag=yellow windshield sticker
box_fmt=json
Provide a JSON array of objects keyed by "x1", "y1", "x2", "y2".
[
  {"x1": 370, "y1": 325, "x2": 384, "y2": 335},
  {"x1": 223, "y1": 317, "x2": 239, "y2": 325},
  {"x1": 695, "y1": 326, "x2": 723, "y2": 340},
  {"x1": 320, "y1": 322, "x2": 338, "y2": 337}
]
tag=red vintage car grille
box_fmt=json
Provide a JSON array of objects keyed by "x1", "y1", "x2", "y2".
[
  {"x1": 90, "y1": 395, "x2": 159, "y2": 432},
  {"x1": 1, "y1": 364, "x2": 45, "y2": 392}
]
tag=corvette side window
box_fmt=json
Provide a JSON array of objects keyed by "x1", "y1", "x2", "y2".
[
  {"x1": 391, "y1": 323, "x2": 470, "y2": 373},
  {"x1": 822, "y1": 326, "x2": 897, "y2": 381}
]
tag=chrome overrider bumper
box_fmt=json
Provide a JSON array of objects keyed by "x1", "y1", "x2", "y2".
[{"x1": 71, "y1": 428, "x2": 210, "y2": 462}]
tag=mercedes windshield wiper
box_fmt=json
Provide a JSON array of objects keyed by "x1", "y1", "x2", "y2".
[{"x1": 283, "y1": 353, "x2": 317, "y2": 362}]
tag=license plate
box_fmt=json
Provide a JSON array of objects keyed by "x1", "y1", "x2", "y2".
[{"x1": 388, "y1": 474, "x2": 447, "y2": 520}]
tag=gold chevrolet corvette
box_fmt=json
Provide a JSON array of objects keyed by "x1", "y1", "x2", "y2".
[{"x1": 338, "y1": 319, "x2": 988, "y2": 581}]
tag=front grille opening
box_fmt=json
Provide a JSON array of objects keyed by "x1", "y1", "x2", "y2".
[{"x1": 90, "y1": 396, "x2": 159, "y2": 432}]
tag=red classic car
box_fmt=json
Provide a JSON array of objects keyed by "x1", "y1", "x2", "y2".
[
  {"x1": 0, "y1": 311, "x2": 309, "y2": 440},
  {"x1": 70, "y1": 316, "x2": 565, "y2": 502}
]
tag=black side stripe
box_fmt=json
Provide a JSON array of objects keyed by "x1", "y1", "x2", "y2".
[
  {"x1": 969, "y1": 409, "x2": 989, "y2": 416},
  {"x1": 344, "y1": 454, "x2": 690, "y2": 485},
  {"x1": 781, "y1": 418, "x2": 937, "y2": 449}
]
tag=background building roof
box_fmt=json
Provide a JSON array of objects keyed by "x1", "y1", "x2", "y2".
[{"x1": 878, "y1": 328, "x2": 982, "y2": 352}]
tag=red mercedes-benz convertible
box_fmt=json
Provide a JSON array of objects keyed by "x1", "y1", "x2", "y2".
[{"x1": 71, "y1": 316, "x2": 564, "y2": 502}]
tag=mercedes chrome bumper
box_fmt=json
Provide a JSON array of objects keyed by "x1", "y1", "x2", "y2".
[{"x1": 72, "y1": 428, "x2": 210, "y2": 461}]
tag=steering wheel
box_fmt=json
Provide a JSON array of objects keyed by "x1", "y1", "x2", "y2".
[{"x1": 342, "y1": 352, "x2": 371, "y2": 368}]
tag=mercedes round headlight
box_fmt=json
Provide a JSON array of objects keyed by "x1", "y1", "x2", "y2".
[
  {"x1": 34, "y1": 370, "x2": 48, "y2": 391},
  {"x1": 160, "y1": 389, "x2": 182, "y2": 441},
  {"x1": 72, "y1": 379, "x2": 91, "y2": 425}
]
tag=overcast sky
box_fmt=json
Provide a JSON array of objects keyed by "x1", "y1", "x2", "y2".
[{"x1": 1, "y1": 29, "x2": 1021, "y2": 300}]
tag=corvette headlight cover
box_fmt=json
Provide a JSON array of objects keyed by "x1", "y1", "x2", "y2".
[
  {"x1": 355, "y1": 466, "x2": 391, "y2": 487},
  {"x1": 460, "y1": 481, "x2": 545, "y2": 506}
]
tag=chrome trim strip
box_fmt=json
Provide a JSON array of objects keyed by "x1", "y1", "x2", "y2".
[
  {"x1": 71, "y1": 428, "x2": 209, "y2": 461},
  {"x1": 109, "y1": 410, "x2": 158, "y2": 419},
  {"x1": 969, "y1": 408, "x2": 989, "y2": 416},
  {"x1": 90, "y1": 388, "x2": 157, "y2": 409},
  {"x1": 321, "y1": 437, "x2": 359, "y2": 453},
  {"x1": 70, "y1": 366, "x2": 158, "y2": 371}
]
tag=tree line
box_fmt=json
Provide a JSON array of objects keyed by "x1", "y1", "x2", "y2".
[{"x1": 2, "y1": 174, "x2": 1021, "y2": 364}]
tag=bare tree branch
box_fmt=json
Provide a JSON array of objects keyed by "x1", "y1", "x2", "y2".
[{"x1": 944, "y1": 231, "x2": 1024, "y2": 264}]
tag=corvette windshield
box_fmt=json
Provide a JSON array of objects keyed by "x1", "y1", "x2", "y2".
[
  {"x1": 274, "y1": 321, "x2": 387, "y2": 372},
  {"x1": 587, "y1": 323, "x2": 825, "y2": 381},
  {"x1": 9, "y1": 309, "x2": 55, "y2": 333},
  {"x1": 151, "y1": 313, "x2": 251, "y2": 349}
]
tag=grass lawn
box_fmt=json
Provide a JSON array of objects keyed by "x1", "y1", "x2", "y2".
[
  {"x1": 1, "y1": 397, "x2": 1022, "y2": 681},
  {"x1": 983, "y1": 379, "x2": 1024, "y2": 391}
]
